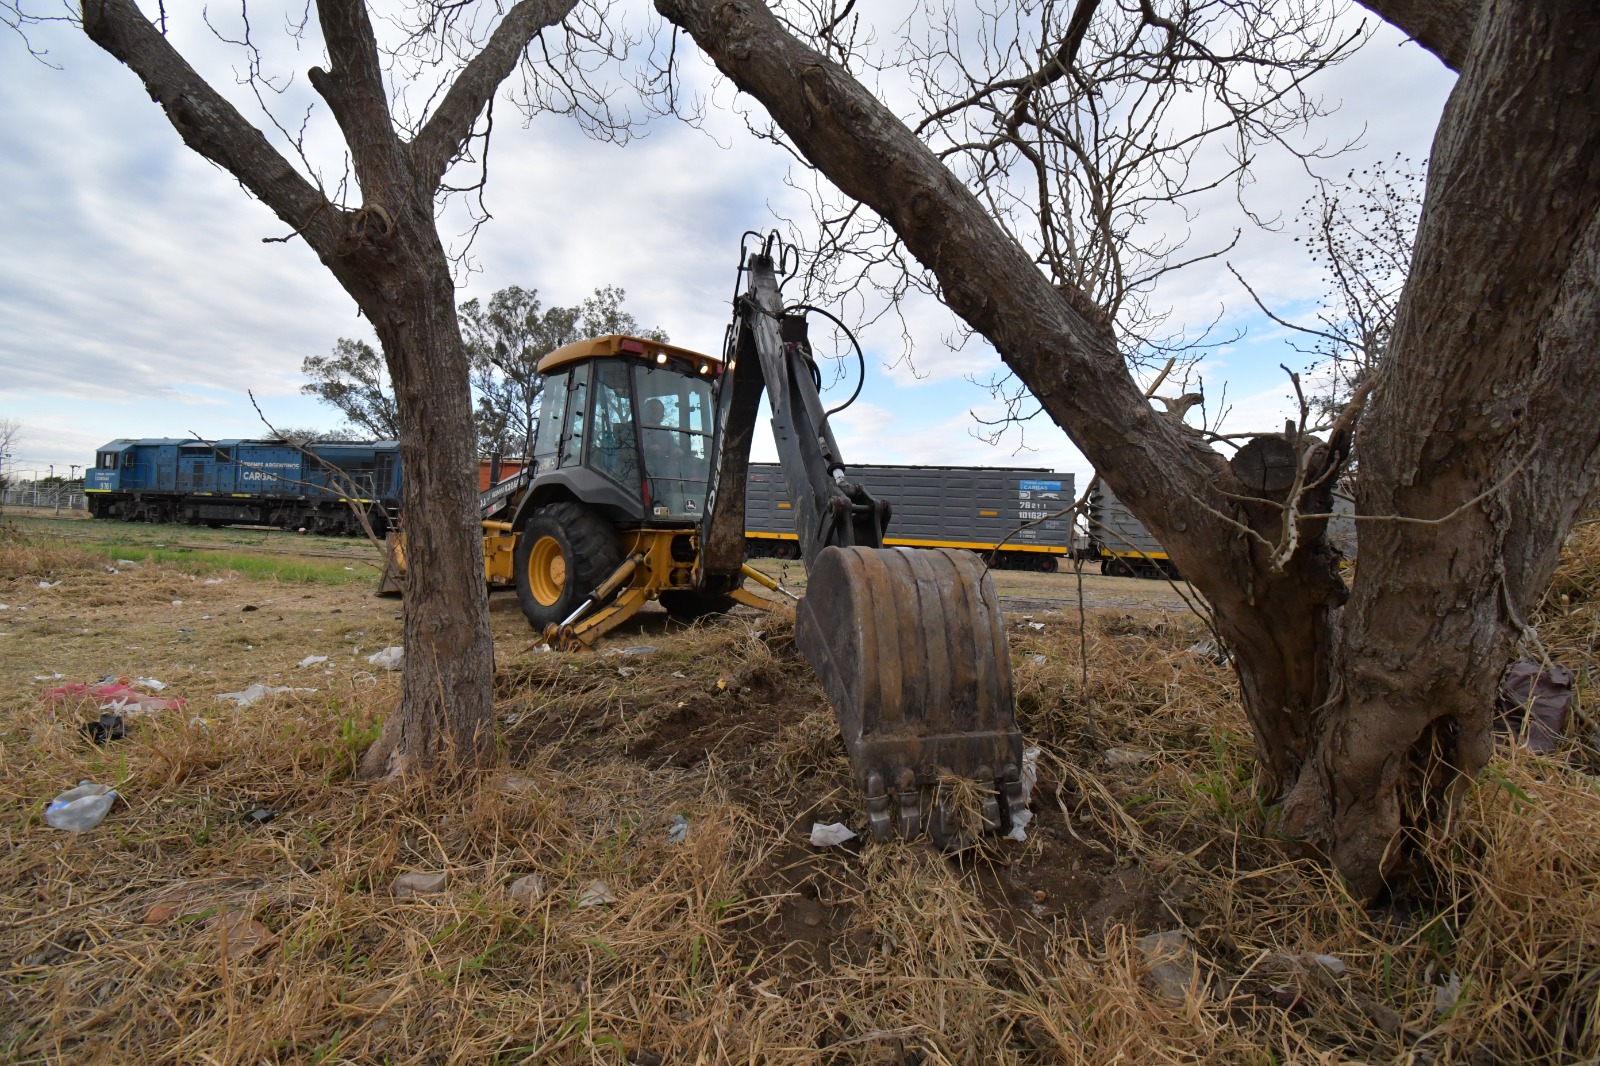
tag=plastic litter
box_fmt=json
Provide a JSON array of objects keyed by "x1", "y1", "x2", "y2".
[
  {"x1": 1006, "y1": 808, "x2": 1035, "y2": 842},
  {"x1": 367, "y1": 646, "x2": 404, "y2": 671},
  {"x1": 38, "y1": 580, "x2": 61, "y2": 589},
  {"x1": 667, "y1": 814, "x2": 689, "y2": 844},
  {"x1": 393, "y1": 871, "x2": 448, "y2": 897},
  {"x1": 1030, "y1": 654, "x2": 1048, "y2": 665},
  {"x1": 135, "y1": 677, "x2": 167, "y2": 691},
  {"x1": 244, "y1": 808, "x2": 277, "y2": 825},
  {"x1": 1496, "y1": 659, "x2": 1574, "y2": 754},
  {"x1": 509, "y1": 874, "x2": 546, "y2": 904},
  {"x1": 43, "y1": 681, "x2": 186, "y2": 713},
  {"x1": 297, "y1": 655, "x2": 329, "y2": 669},
  {"x1": 45, "y1": 781, "x2": 117, "y2": 831},
  {"x1": 215, "y1": 684, "x2": 317, "y2": 708},
  {"x1": 576, "y1": 880, "x2": 617, "y2": 907},
  {"x1": 1020, "y1": 745, "x2": 1041, "y2": 804},
  {"x1": 809, "y1": 822, "x2": 858, "y2": 847},
  {"x1": 1186, "y1": 639, "x2": 1231, "y2": 664},
  {"x1": 1027, "y1": 622, "x2": 1045, "y2": 631},
  {"x1": 82, "y1": 711, "x2": 126, "y2": 745},
  {"x1": 171, "y1": 600, "x2": 183, "y2": 607}
]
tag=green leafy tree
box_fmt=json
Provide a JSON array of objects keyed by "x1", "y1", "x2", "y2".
[
  {"x1": 300, "y1": 339, "x2": 401, "y2": 440},
  {"x1": 461, "y1": 285, "x2": 666, "y2": 457}
]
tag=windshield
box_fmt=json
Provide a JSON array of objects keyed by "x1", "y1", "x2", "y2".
[{"x1": 634, "y1": 364, "x2": 714, "y2": 518}]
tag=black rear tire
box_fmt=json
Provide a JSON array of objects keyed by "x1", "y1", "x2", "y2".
[
  {"x1": 658, "y1": 589, "x2": 736, "y2": 621},
  {"x1": 513, "y1": 502, "x2": 621, "y2": 631}
]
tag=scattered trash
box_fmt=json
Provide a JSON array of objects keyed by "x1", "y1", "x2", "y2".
[
  {"x1": 1186, "y1": 639, "x2": 1231, "y2": 664},
  {"x1": 1495, "y1": 659, "x2": 1574, "y2": 754},
  {"x1": 671, "y1": 671, "x2": 687, "y2": 679},
  {"x1": 135, "y1": 677, "x2": 167, "y2": 691},
  {"x1": 367, "y1": 646, "x2": 404, "y2": 671},
  {"x1": 204, "y1": 577, "x2": 225, "y2": 585},
  {"x1": 244, "y1": 808, "x2": 277, "y2": 825},
  {"x1": 576, "y1": 880, "x2": 617, "y2": 907},
  {"x1": 115, "y1": 559, "x2": 139, "y2": 567},
  {"x1": 33, "y1": 672, "x2": 64, "y2": 681},
  {"x1": 1104, "y1": 746, "x2": 1150, "y2": 769},
  {"x1": 43, "y1": 681, "x2": 186, "y2": 713},
  {"x1": 617, "y1": 666, "x2": 637, "y2": 677},
  {"x1": 1136, "y1": 929, "x2": 1203, "y2": 1002},
  {"x1": 215, "y1": 684, "x2": 316, "y2": 708},
  {"x1": 44, "y1": 781, "x2": 117, "y2": 832},
  {"x1": 81, "y1": 711, "x2": 126, "y2": 745},
  {"x1": 508, "y1": 874, "x2": 546, "y2": 904},
  {"x1": 716, "y1": 678, "x2": 728, "y2": 691},
  {"x1": 392, "y1": 871, "x2": 449, "y2": 897},
  {"x1": 1020, "y1": 745, "x2": 1041, "y2": 804},
  {"x1": 171, "y1": 600, "x2": 183, "y2": 607},
  {"x1": 38, "y1": 580, "x2": 61, "y2": 589},
  {"x1": 1030, "y1": 653, "x2": 1048, "y2": 665},
  {"x1": 189, "y1": 717, "x2": 213, "y2": 733},
  {"x1": 1434, "y1": 972, "x2": 1462, "y2": 1015},
  {"x1": 1308, "y1": 953, "x2": 1346, "y2": 975},
  {"x1": 809, "y1": 822, "x2": 858, "y2": 847},
  {"x1": 667, "y1": 814, "x2": 689, "y2": 844},
  {"x1": 500, "y1": 774, "x2": 539, "y2": 793},
  {"x1": 1006, "y1": 808, "x2": 1034, "y2": 842},
  {"x1": 1027, "y1": 622, "x2": 1045, "y2": 631},
  {"x1": 297, "y1": 655, "x2": 329, "y2": 669}
]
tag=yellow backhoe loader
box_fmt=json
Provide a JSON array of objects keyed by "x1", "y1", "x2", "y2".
[{"x1": 399, "y1": 234, "x2": 1026, "y2": 843}]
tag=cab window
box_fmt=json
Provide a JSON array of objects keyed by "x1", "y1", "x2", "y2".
[
  {"x1": 531, "y1": 370, "x2": 567, "y2": 473},
  {"x1": 634, "y1": 364, "x2": 713, "y2": 484},
  {"x1": 559, "y1": 364, "x2": 590, "y2": 469},
  {"x1": 590, "y1": 360, "x2": 641, "y2": 486}
]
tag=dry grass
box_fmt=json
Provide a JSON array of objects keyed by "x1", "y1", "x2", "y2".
[{"x1": 1, "y1": 521, "x2": 1598, "y2": 1063}]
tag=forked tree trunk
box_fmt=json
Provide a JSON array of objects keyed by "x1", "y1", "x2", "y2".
[
  {"x1": 657, "y1": 0, "x2": 1600, "y2": 895},
  {"x1": 81, "y1": 0, "x2": 576, "y2": 779},
  {"x1": 1279, "y1": 0, "x2": 1600, "y2": 893}
]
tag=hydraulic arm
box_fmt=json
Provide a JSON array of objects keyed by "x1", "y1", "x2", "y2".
[{"x1": 699, "y1": 235, "x2": 1027, "y2": 844}]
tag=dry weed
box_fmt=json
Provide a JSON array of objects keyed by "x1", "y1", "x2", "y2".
[{"x1": 1, "y1": 527, "x2": 1598, "y2": 1063}]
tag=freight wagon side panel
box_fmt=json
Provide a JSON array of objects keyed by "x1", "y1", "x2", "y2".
[
  {"x1": 1088, "y1": 482, "x2": 1167, "y2": 558},
  {"x1": 745, "y1": 464, "x2": 1074, "y2": 552}
]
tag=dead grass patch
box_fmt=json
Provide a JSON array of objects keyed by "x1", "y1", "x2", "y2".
[{"x1": 0, "y1": 527, "x2": 1597, "y2": 1063}]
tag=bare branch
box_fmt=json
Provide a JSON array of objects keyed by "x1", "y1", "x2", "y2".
[
  {"x1": 1355, "y1": 0, "x2": 1480, "y2": 71},
  {"x1": 80, "y1": 0, "x2": 344, "y2": 250},
  {"x1": 410, "y1": 0, "x2": 579, "y2": 189}
]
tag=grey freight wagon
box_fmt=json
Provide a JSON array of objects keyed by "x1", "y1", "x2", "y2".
[
  {"x1": 745, "y1": 463, "x2": 1074, "y2": 571},
  {"x1": 1088, "y1": 481, "x2": 1175, "y2": 577},
  {"x1": 1088, "y1": 480, "x2": 1357, "y2": 578}
]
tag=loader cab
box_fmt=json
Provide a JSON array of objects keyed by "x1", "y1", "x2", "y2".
[{"x1": 529, "y1": 335, "x2": 720, "y2": 526}]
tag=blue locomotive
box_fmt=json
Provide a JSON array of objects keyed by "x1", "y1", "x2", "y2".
[{"x1": 83, "y1": 438, "x2": 402, "y2": 535}]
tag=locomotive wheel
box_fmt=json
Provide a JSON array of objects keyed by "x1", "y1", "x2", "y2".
[
  {"x1": 659, "y1": 589, "x2": 735, "y2": 621},
  {"x1": 513, "y1": 502, "x2": 621, "y2": 632}
]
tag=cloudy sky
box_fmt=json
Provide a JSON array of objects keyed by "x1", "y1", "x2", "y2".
[{"x1": 0, "y1": 1, "x2": 1455, "y2": 486}]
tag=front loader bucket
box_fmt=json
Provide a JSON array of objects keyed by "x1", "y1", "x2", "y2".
[{"x1": 795, "y1": 546, "x2": 1026, "y2": 844}]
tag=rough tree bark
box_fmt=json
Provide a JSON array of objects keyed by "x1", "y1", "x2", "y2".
[
  {"x1": 655, "y1": 0, "x2": 1600, "y2": 895},
  {"x1": 81, "y1": 0, "x2": 579, "y2": 776}
]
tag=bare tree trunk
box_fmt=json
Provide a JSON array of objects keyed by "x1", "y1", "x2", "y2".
[
  {"x1": 656, "y1": 0, "x2": 1600, "y2": 895},
  {"x1": 1282, "y1": 0, "x2": 1600, "y2": 893},
  {"x1": 81, "y1": 0, "x2": 576, "y2": 778}
]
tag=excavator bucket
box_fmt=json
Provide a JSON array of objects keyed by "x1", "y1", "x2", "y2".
[{"x1": 795, "y1": 545, "x2": 1027, "y2": 844}]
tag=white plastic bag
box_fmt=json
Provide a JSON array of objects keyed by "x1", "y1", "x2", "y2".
[{"x1": 45, "y1": 781, "x2": 117, "y2": 832}]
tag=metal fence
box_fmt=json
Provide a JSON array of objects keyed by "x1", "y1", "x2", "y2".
[{"x1": 1, "y1": 488, "x2": 89, "y2": 511}]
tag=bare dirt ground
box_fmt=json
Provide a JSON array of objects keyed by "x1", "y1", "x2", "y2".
[{"x1": 1, "y1": 514, "x2": 1596, "y2": 1063}]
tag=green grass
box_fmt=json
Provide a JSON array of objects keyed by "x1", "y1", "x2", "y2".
[{"x1": 85, "y1": 543, "x2": 376, "y2": 585}]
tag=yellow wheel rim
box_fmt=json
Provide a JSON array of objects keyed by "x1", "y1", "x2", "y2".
[{"x1": 527, "y1": 535, "x2": 567, "y2": 607}]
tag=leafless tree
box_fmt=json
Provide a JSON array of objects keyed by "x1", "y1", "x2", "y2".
[
  {"x1": 0, "y1": 417, "x2": 22, "y2": 503},
  {"x1": 74, "y1": 0, "x2": 631, "y2": 776},
  {"x1": 654, "y1": 0, "x2": 1600, "y2": 896},
  {"x1": 1233, "y1": 153, "x2": 1424, "y2": 423}
]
